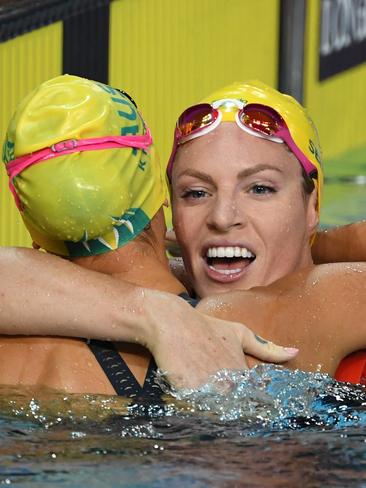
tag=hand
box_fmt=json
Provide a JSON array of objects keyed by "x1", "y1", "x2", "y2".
[{"x1": 146, "y1": 297, "x2": 298, "y2": 389}]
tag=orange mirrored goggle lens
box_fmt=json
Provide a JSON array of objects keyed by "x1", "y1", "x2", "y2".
[
  {"x1": 239, "y1": 108, "x2": 281, "y2": 137},
  {"x1": 177, "y1": 103, "x2": 219, "y2": 137}
]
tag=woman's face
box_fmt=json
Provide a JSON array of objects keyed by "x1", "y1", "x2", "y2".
[{"x1": 171, "y1": 123, "x2": 318, "y2": 298}]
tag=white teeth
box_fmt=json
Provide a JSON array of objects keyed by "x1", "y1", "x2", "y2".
[
  {"x1": 208, "y1": 266, "x2": 243, "y2": 275},
  {"x1": 242, "y1": 248, "x2": 254, "y2": 258},
  {"x1": 206, "y1": 246, "x2": 255, "y2": 259},
  {"x1": 218, "y1": 247, "x2": 225, "y2": 258},
  {"x1": 234, "y1": 247, "x2": 241, "y2": 257},
  {"x1": 225, "y1": 247, "x2": 234, "y2": 258}
]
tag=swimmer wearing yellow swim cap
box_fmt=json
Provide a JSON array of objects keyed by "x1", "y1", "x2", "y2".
[{"x1": 167, "y1": 80, "x2": 323, "y2": 212}]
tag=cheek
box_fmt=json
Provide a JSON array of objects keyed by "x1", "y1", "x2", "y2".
[
  {"x1": 172, "y1": 210, "x2": 197, "y2": 275},
  {"x1": 172, "y1": 203, "x2": 194, "y2": 250},
  {"x1": 261, "y1": 198, "x2": 309, "y2": 245},
  {"x1": 172, "y1": 200, "x2": 184, "y2": 231},
  {"x1": 172, "y1": 195, "x2": 204, "y2": 232}
]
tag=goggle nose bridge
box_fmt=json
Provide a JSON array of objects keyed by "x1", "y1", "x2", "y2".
[{"x1": 211, "y1": 98, "x2": 246, "y2": 110}]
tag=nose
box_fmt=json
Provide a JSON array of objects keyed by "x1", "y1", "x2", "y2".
[{"x1": 206, "y1": 192, "x2": 245, "y2": 232}]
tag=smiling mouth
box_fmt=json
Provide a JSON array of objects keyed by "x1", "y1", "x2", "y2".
[{"x1": 205, "y1": 246, "x2": 256, "y2": 276}]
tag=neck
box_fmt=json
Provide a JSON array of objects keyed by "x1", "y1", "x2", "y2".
[{"x1": 73, "y1": 236, "x2": 186, "y2": 296}]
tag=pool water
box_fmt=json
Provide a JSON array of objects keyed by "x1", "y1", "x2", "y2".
[
  {"x1": 1, "y1": 156, "x2": 366, "y2": 487},
  {"x1": 322, "y1": 177, "x2": 366, "y2": 227},
  {"x1": 321, "y1": 148, "x2": 366, "y2": 227},
  {"x1": 1, "y1": 366, "x2": 366, "y2": 487}
]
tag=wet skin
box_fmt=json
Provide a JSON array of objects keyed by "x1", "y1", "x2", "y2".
[{"x1": 171, "y1": 123, "x2": 319, "y2": 298}]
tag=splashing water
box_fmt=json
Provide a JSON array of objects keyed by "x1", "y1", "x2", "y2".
[
  {"x1": 154, "y1": 365, "x2": 366, "y2": 429},
  {"x1": 1, "y1": 366, "x2": 366, "y2": 487},
  {"x1": 1, "y1": 366, "x2": 366, "y2": 432}
]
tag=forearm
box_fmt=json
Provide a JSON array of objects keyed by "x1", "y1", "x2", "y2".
[
  {"x1": 313, "y1": 221, "x2": 366, "y2": 264},
  {"x1": 0, "y1": 247, "x2": 159, "y2": 343},
  {"x1": 0, "y1": 247, "x2": 298, "y2": 389}
]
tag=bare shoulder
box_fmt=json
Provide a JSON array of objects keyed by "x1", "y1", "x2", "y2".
[
  {"x1": 197, "y1": 263, "x2": 366, "y2": 371},
  {"x1": 198, "y1": 262, "x2": 366, "y2": 312}
]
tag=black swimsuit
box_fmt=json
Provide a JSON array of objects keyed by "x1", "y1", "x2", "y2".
[{"x1": 87, "y1": 292, "x2": 198, "y2": 400}]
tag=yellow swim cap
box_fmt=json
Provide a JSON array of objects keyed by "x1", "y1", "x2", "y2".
[
  {"x1": 201, "y1": 81, "x2": 323, "y2": 208},
  {"x1": 3, "y1": 75, "x2": 167, "y2": 257},
  {"x1": 168, "y1": 80, "x2": 323, "y2": 211}
]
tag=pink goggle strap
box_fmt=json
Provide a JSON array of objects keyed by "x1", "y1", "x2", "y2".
[
  {"x1": 274, "y1": 126, "x2": 317, "y2": 177},
  {"x1": 6, "y1": 129, "x2": 153, "y2": 210}
]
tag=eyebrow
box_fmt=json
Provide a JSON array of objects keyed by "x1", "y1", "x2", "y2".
[
  {"x1": 176, "y1": 164, "x2": 283, "y2": 183},
  {"x1": 236, "y1": 164, "x2": 284, "y2": 179},
  {"x1": 175, "y1": 169, "x2": 215, "y2": 184}
]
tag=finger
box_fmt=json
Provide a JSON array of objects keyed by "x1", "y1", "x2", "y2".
[{"x1": 240, "y1": 329, "x2": 299, "y2": 363}]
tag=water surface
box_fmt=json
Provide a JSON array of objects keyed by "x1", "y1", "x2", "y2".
[{"x1": 1, "y1": 366, "x2": 366, "y2": 487}]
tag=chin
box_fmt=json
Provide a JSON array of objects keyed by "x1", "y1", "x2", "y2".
[{"x1": 196, "y1": 280, "x2": 248, "y2": 298}]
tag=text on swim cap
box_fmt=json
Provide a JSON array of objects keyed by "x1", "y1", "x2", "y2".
[
  {"x1": 96, "y1": 82, "x2": 150, "y2": 164},
  {"x1": 96, "y1": 83, "x2": 140, "y2": 137},
  {"x1": 308, "y1": 139, "x2": 322, "y2": 166}
]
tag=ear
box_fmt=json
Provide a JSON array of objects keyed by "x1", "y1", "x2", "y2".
[{"x1": 306, "y1": 188, "x2": 319, "y2": 236}]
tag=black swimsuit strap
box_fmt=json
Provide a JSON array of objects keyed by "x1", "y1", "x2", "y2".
[
  {"x1": 87, "y1": 293, "x2": 199, "y2": 399},
  {"x1": 87, "y1": 340, "x2": 163, "y2": 400},
  {"x1": 179, "y1": 292, "x2": 199, "y2": 308}
]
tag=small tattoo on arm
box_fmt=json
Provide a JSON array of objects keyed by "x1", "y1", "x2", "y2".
[{"x1": 255, "y1": 334, "x2": 268, "y2": 345}]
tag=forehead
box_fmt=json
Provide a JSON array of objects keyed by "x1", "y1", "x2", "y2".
[{"x1": 172, "y1": 122, "x2": 302, "y2": 179}]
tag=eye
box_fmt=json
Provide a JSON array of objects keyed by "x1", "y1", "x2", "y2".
[
  {"x1": 181, "y1": 188, "x2": 209, "y2": 199},
  {"x1": 250, "y1": 184, "x2": 276, "y2": 195}
]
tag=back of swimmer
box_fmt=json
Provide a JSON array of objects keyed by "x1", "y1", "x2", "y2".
[{"x1": 0, "y1": 74, "x2": 186, "y2": 397}]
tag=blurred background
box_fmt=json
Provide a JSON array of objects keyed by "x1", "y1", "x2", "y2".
[{"x1": 1, "y1": 0, "x2": 366, "y2": 247}]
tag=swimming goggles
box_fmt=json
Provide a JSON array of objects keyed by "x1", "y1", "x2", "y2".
[
  {"x1": 6, "y1": 128, "x2": 153, "y2": 211},
  {"x1": 166, "y1": 99, "x2": 318, "y2": 180}
]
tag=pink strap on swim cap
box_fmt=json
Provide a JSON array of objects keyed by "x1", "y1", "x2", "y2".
[{"x1": 6, "y1": 129, "x2": 153, "y2": 210}]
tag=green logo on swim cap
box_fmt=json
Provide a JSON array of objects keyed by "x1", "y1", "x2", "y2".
[
  {"x1": 64, "y1": 207, "x2": 150, "y2": 258},
  {"x1": 2, "y1": 138, "x2": 15, "y2": 164}
]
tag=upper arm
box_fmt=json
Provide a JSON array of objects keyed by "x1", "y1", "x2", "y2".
[{"x1": 313, "y1": 222, "x2": 366, "y2": 264}]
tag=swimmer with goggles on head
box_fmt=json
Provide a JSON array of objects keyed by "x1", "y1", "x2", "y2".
[{"x1": 168, "y1": 81, "x2": 321, "y2": 298}]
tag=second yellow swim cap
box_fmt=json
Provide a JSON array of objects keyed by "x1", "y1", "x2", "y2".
[{"x1": 3, "y1": 75, "x2": 167, "y2": 257}]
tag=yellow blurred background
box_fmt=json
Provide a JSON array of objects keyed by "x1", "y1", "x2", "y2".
[{"x1": 1, "y1": 0, "x2": 366, "y2": 246}]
